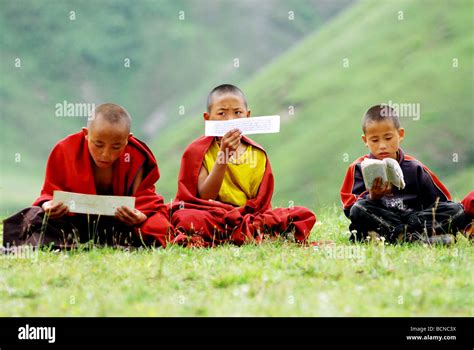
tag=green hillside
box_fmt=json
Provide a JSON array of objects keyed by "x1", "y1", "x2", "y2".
[
  {"x1": 1, "y1": 0, "x2": 352, "y2": 215},
  {"x1": 152, "y1": 0, "x2": 474, "y2": 210}
]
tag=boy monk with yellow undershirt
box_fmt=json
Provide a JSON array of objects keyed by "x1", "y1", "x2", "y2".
[{"x1": 170, "y1": 84, "x2": 316, "y2": 247}]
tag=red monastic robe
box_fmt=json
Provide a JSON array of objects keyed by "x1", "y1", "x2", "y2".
[
  {"x1": 32, "y1": 132, "x2": 171, "y2": 246},
  {"x1": 170, "y1": 136, "x2": 316, "y2": 247},
  {"x1": 462, "y1": 191, "x2": 474, "y2": 217}
]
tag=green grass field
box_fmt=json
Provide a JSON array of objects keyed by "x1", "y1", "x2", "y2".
[{"x1": 1, "y1": 208, "x2": 472, "y2": 317}]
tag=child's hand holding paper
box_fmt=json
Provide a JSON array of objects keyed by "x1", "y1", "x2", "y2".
[{"x1": 361, "y1": 158, "x2": 405, "y2": 200}]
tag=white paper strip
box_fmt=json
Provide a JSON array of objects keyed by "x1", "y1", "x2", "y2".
[
  {"x1": 53, "y1": 191, "x2": 135, "y2": 216},
  {"x1": 205, "y1": 115, "x2": 280, "y2": 136}
]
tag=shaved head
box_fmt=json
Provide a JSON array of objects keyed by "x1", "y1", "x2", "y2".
[
  {"x1": 207, "y1": 84, "x2": 247, "y2": 113},
  {"x1": 88, "y1": 103, "x2": 131, "y2": 133}
]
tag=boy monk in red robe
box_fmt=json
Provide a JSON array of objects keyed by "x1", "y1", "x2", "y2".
[
  {"x1": 170, "y1": 84, "x2": 316, "y2": 247},
  {"x1": 3, "y1": 103, "x2": 171, "y2": 248}
]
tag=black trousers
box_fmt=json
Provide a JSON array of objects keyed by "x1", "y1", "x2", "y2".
[
  {"x1": 348, "y1": 199, "x2": 467, "y2": 243},
  {"x1": 2, "y1": 206, "x2": 144, "y2": 249}
]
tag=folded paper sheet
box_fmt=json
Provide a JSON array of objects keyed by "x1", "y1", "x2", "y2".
[
  {"x1": 53, "y1": 191, "x2": 135, "y2": 216},
  {"x1": 205, "y1": 115, "x2": 280, "y2": 136}
]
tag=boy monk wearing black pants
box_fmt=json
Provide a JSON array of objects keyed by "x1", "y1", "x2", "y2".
[{"x1": 340, "y1": 105, "x2": 466, "y2": 243}]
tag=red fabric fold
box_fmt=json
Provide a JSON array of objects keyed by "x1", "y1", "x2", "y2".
[
  {"x1": 462, "y1": 191, "x2": 474, "y2": 217},
  {"x1": 171, "y1": 136, "x2": 316, "y2": 246}
]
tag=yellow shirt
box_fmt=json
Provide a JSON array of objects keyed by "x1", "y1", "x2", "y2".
[{"x1": 203, "y1": 139, "x2": 266, "y2": 207}]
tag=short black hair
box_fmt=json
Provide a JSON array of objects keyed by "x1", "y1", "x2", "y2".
[
  {"x1": 88, "y1": 103, "x2": 131, "y2": 132},
  {"x1": 362, "y1": 104, "x2": 400, "y2": 133},
  {"x1": 207, "y1": 84, "x2": 247, "y2": 113}
]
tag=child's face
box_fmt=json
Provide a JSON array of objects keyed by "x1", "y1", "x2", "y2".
[
  {"x1": 362, "y1": 119, "x2": 404, "y2": 160},
  {"x1": 204, "y1": 93, "x2": 250, "y2": 121},
  {"x1": 82, "y1": 117, "x2": 130, "y2": 169}
]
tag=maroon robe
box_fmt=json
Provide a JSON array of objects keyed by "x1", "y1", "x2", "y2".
[
  {"x1": 3, "y1": 132, "x2": 171, "y2": 247},
  {"x1": 461, "y1": 191, "x2": 474, "y2": 217},
  {"x1": 170, "y1": 136, "x2": 316, "y2": 247}
]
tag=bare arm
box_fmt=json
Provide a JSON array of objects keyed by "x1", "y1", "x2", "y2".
[
  {"x1": 114, "y1": 166, "x2": 146, "y2": 227},
  {"x1": 197, "y1": 162, "x2": 227, "y2": 200},
  {"x1": 131, "y1": 166, "x2": 144, "y2": 195},
  {"x1": 197, "y1": 129, "x2": 241, "y2": 200}
]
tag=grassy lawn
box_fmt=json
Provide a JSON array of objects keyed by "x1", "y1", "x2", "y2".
[{"x1": 0, "y1": 208, "x2": 472, "y2": 317}]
